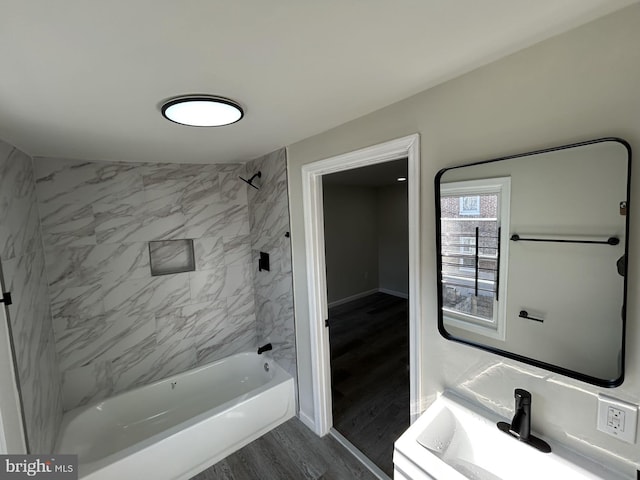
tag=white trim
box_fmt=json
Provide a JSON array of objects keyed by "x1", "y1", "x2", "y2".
[
  {"x1": 440, "y1": 176, "x2": 511, "y2": 342},
  {"x1": 298, "y1": 410, "x2": 317, "y2": 433},
  {"x1": 378, "y1": 288, "x2": 409, "y2": 299},
  {"x1": 327, "y1": 289, "x2": 379, "y2": 309},
  {"x1": 0, "y1": 411, "x2": 6, "y2": 454},
  {"x1": 329, "y1": 428, "x2": 390, "y2": 480},
  {"x1": 328, "y1": 287, "x2": 410, "y2": 308},
  {"x1": 302, "y1": 134, "x2": 422, "y2": 436}
]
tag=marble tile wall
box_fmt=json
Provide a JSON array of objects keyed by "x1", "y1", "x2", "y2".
[
  {"x1": 34, "y1": 158, "x2": 258, "y2": 411},
  {"x1": 246, "y1": 149, "x2": 297, "y2": 379},
  {"x1": 0, "y1": 139, "x2": 63, "y2": 453}
]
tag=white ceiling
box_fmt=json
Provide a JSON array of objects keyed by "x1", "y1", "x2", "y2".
[{"x1": 0, "y1": 1, "x2": 636, "y2": 164}]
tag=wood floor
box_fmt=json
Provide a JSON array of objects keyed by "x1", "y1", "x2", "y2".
[
  {"x1": 190, "y1": 292, "x2": 408, "y2": 480},
  {"x1": 329, "y1": 292, "x2": 410, "y2": 477},
  {"x1": 190, "y1": 418, "x2": 377, "y2": 480}
]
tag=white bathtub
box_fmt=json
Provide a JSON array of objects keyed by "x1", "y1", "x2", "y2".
[{"x1": 55, "y1": 352, "x2": 295, "y2": 480}]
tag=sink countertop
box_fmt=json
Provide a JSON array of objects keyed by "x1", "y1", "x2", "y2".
[{"x1": 393, "y1": 390, "x2": 633, "y2": 480}]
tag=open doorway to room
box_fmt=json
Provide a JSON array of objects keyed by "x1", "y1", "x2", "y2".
[
  {"x1": 322, "y1": 159, "x2": 409, "y2": 476},
  {"x1": 301, "y1": 134, "x2": 421, "y2": 480}
]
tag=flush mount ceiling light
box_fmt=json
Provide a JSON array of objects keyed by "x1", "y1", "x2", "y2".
[
  {"x1": 161, "y1": 95, "x2": 244, "y2": 127},
  {"x1": 397, "y1": 177, "x2": 407, "y2": 182}
]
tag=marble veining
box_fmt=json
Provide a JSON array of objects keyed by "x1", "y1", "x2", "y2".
[
  {"x1": 184, "y1": 202, "x2": 250, "y2": 239},
  {"x1": 50, "y1": 284, "x2": 106, "y2": 329},
  {"x1": 34, "y1": 157, "x2": 259, "y2": 410},
  {"x1": 45, "y1": 242, "x2": 149, "y2": 291},
  {"x1": 54, "y1": 313, "x2": 156, "y2": 372},
  {"x1": 0, "y1": 153, "x2": 40, "y2": 260},
  {"x1": 182, "y1": 175, "x2": 223, "y2": 210},
  {"x1": 0, "y1": 140, "x2": 63, "y2": 453},
  {"x1": 193, "y1": 236, "x2": 225, "y2": 270},
  {"x1": 93, "y1": 193, "x2": 187, "y2": 244},
  {"x1": 61, "y1": 361, "x2": 114, "y2": 413},
  {"x1": 110, "y1": 335, "x2": 196, "y2": 394},
  {"x1": 102, "y1": 274, "x2": 192, "y2": 318},
  {"x1": 38, "y1": 202, "x2": 97, "y2": 248},
  {"x1": 34, "y1": 158, "x2": 144, "y2": 206},
  {"x1": 195, "y1": 321, "x2": 257, "y2": 365},
  {"x1": 246, "y1": 149, "x2": 297, "y2": 381},
  {"x1": 223, "y1": 234, "x2": 252, "y2": 266},
  {"x1": 222, "y1": 263, "x2": 254, "y2": 298},
  {"x1": 219, "y1": 164, "x2": 249, "y2": 205},
  {"x1": 0, "y1": 145, "x2": 296, "y2": 449},
  {"x1": 0, "y1": 145, "x2": 295, "y2": 448},
  {"x1": 226, "y1": 292, "x2": 256, "y2": 318},
  {"x1": 189, "y1": 268, "x2": 226, "y2": 304},
  {"x1": 141, "y1": 163, "x2": 204, "y2": 202}
]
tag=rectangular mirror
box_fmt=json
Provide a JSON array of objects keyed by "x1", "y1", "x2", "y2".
[{"x1": 435, "y1": 138, "x2": 631, "y2": 387}]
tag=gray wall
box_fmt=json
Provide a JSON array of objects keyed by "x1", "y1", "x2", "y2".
[
  {"x1": 323, "y1": 182, "x2": 408, "y2": 304},
  {"x1": 0, "y1": 140, "x2": 62, "y2": 452},
  {"x1": 246, "y1": 149, "x2": 296, "y2": 379},
  {"x1": 376, "y1": 184, "x2": 409, "y2": 297},
  {"x1": 287, "y1": 5, "x2": 640, "y2": 473},
  {"x1": 323, "y1": 184, "x2": 379, "y2": 304},
  {"x1": 34, "y1": 158, "x2": 258, "y2": 410}
]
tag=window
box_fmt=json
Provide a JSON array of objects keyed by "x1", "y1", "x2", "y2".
[
  {"x1": 458, "y1": 235, "x2": 477, "y2": 273},
  {"x1": 459, "y1": 196, "x2": 480, "y2": 215},
  {"x1": 440, "y1": 177, "x2": 510, "y2": 340}
]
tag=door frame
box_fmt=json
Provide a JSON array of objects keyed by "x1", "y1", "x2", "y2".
[{"x1": 301, "y1": 134, "x2": 422, "y2": 436}]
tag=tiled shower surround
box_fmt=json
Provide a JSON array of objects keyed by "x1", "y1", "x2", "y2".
[
  {"x1": 247, "y1": 149, "x2": 296, "y2": 379},
  {"x1": 0, "y1": 140, "x2": 62, "y2": 452},
  {"x1": 34, "y1": 149, "x2": 294, "y2": 411}
]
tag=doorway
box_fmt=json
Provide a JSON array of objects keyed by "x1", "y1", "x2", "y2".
[
  {"x1": 322, "y1": 159, "x2": 410, "y2": 475},
  {"x1": 301, "y1": 134, "x2": 421, "y2": 477}
]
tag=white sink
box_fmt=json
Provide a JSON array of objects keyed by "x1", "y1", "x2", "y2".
[{"x1": 393, "y1": 391, "x2": 631, "y2": 480}]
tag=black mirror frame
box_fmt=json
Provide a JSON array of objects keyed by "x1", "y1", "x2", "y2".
[{"x1": 434, "y1": 137, "x2": 632, "y2": 388}]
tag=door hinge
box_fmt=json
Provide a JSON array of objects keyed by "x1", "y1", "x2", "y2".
[
  {"x1": 325, "y1": 319, "x2": 329, "y2": 328},
  {"x1": 1, "y1": 292, "x2": 12, "y2": 306}
]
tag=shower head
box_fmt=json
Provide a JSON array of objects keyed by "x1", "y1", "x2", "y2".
[{"x1": 239, "y1": 171, "x2": 261, "y2": 190}]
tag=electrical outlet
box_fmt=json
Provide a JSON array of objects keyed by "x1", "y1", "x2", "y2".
[{"x1": 597, "y1": 395, "x2": 638, "y2": 444}]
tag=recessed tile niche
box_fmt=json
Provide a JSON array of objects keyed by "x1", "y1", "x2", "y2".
[{"x1": 149, "y1": 239, "x2": 196, "y2": 276}]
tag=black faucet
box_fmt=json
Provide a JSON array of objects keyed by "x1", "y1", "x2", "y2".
[
  {"x1": 510, "y1": 388, "x2": 531, "y2": 440},
  {"x1": 497, "y1": 388, "x2": 551, "y2": 453},
  {"x1": 257, "y1": 343, "x2": 272, "y2": 355}
]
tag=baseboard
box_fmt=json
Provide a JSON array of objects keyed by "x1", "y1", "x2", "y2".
[
  {"x1": 328, "y1": 288, "x2": 409, "y2": 308},
  {"x1": 329, "y1": 428, "x2": 390, "y2": 480},
  {"x1": 298, "y1": 410, "x2": 318, "y2": 434},
  {"x1": 327, "y1": 289, "x2": 378, "y2": 308},
  {"x1": 378, "y1": 288, "x2": 409, "y2": 299}
]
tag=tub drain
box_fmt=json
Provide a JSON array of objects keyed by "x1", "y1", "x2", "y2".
[{"x1": 264, "y1": 362, "x2": 270, "y2": 372}]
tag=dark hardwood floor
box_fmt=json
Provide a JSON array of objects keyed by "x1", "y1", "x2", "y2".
[
  {"x1": 190, "y1": 418, "x2": 377, "y2": 480},
  {"x1": 329, "y1": 292, "x2": 410, "y2": 477},
  {"x1": 190, "y1": 292, "x2": 408, "y2": 480}
]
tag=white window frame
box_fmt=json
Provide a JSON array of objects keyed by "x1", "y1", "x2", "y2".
[{"x1": 440, "y1": 177, "x2": 511, "y2": 341}]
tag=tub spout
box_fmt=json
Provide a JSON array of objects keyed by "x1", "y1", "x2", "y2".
[{"x1": 257, "y1": 343, "x2": 272, "y2": 354}]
